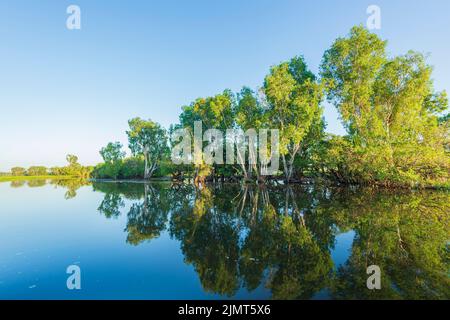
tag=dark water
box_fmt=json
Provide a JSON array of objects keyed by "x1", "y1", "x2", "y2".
[{"x1": 0, "y1": 179, "x2": 448, "y2": 299}]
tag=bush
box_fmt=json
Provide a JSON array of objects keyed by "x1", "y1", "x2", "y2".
[
  {"x1": 92, "y1": 162, "x2": 120, "y2": 180},
  {"x1": 120, "y1": 157, "x2": 145, "y2": 179},
  {"x1": 90, "y1": 157, "x2": 177, "y2": 180}
]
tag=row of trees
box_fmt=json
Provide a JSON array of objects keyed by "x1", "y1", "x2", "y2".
[
  {"x1": 93, "y1": 26, "x2": 449, "y2": 188},
  {"x1": 9, "y1": 154, "x2": 92, "y2": 178}
]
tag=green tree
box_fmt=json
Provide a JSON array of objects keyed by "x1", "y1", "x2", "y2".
[
  {"x1": 11, "y1": 167, "x2": 26, "y2": 176},
  {"x1": 66, "y1": 154, "x2": 79, "y2": 166},
  {"x1": 320, "y1": 26, "x2": 387, "y2": 139},
  {"x1": 178, "y1": 90, "x2": 235, "y2": 183},
  {"x1": 64, "y1": 154, "x2": 92, "y2": 178},
  {"x1": 126, "y1": 118, "x2": 169, "y2": 179},
  {"x1": 100, "y1": 141, "x2": 125, "y2": 163},
  {"x1": 27, "y1": 166, "x2": 48, "y2": 176},
  {"x1": 264, "y1": 56, "x2": 323, "y2": 182},
  {"x1": 235, "y1": 87, "x2": 266, "y2": 180},
  {"x1": 320, "y1": 26, "x2": 449, "y2": 186}
]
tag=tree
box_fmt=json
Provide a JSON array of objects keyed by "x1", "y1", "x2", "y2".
[
  {"x1": 263, "y1": 56, "x2": 323, "y2": 182},
  {"x1": 66, "y1": 154, "x2": 79, "y2": 166},
  {"x1": 11, "y1": 167, "x2": 26, "y2": 176},
  {"x1": 178, "y1": 90, "x2": 235, "y2": 183},
  {"x1": 27, "y1": 166, "x2": 47, "y2": 176},
  {"x1": 64, "y1": 154, "x2": 92, "y2": 178},
  {"x1": 100, "y1": 141, "x2": 125, "y2": 163},
  {"x1": 126, "y1": 118, "x2": 168, "y2": 179},
  {"x1": 235, "y1": 87, "x2": 267, "y2": 180},
  {"x1": 320, "y1": 25, "x2": 387, "y2": 140},
  {"x1": 320, "y1": 26, "x2": 449, "y2": 186}
]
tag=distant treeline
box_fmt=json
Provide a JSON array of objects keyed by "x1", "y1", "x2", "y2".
[
  {"x1": 92, "y1": 26, "x2": 449, "y2": 189},
  {"x1": 6, "y1": 154, "x2": 92, "y2": 178}
]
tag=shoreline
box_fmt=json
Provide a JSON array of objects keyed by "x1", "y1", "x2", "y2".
[
  {"x1": 89, "y1": 177, "x2": 449, "y2": 191},
  {"x1": 1, "y1": 175, "x2": 448, "y2": 191}
]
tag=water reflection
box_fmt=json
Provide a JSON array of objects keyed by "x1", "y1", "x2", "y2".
[
  {"x1": 91, "y1": 182, "x2": 449, "y2": 300},
  {"x1": 9, "y1": 178, "x2": 90, "y2": 199}
]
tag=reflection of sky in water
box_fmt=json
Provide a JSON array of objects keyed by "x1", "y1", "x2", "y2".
[
  {"x1": 0, "y1": 183, "x2": 216, "y2": 299},
  {"x1": 331, "y1": 230, "x2": 355, "y2": 269},
  {"x1": 311, "y1": 230, "x2": 354, "y2": 300}
]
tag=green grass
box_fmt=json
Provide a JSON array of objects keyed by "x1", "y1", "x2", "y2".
[{"x1": 0, "y1": 175, "x2": 77, "y2": 182}]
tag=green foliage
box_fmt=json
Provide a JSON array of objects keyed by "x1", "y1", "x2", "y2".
[
  {"x1": 177, "y1": 90, "x2": 236, "y2": 180},
  {"x1": 119, "y1": 157, "x2": 145, "y2": 179},
  {"x1": 319, "y1": 26, "x2": 449, "y2": 187},
  {"x1": 66, "y1": 154, "x2": 79, "y2": 166},
  {"x1": 100, "y1": 141, "x2": 125, "y2": 163},
  {"x1": 47, "y1": 155, "x2": 93, "y2": 178},
  {"x1": 264, "y1": 56, "x2": 324, "y2": 181},
  {"x1": 127, "y1": 118, "x2": 169, "y2": 179},
  {"x1": 11, "y1": 167, "x2": 26, "y2": 176},
  {"x1": 90, "y1": 156, "x2": 173, "y2": 180},
  {"x1": 92, "y1": 161, "x2": 122, "y2": 180},
  {"x1": 180, "y1": 90, "x2": 235, "y2": 130},
  {"x1": 27, "y1": 166, "x2": 48, "y2": 176},
  {"x1": 235, "y1": 87, "x2": 265, "y2": 131}
]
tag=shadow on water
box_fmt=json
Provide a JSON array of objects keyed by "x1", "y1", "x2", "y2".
[{"x1": 89, "y1": 181, "x2": 450, "y2": 300}]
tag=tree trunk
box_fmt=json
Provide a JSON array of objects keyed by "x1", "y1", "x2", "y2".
[
  {"x1": 143, "y1": 150, "x2": 150, "y2": 180},
  {"x1": 281, "y1": 154, "x2": 290, "y2": 182},
  {"x1": 236, "y1": 147, "x2": 248, "y2": 180}
]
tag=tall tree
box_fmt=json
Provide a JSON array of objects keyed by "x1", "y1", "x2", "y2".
[
  {"x1": 263, "y1": 56, "x2": 323, "y2": 182},
  {"x1": 66, "y1": 154, "x2": 79, "y2": 166},
  {"x1": 235, "y1": 87, "x2": 266, "y2": 179},
  {"x1": 321, "y1": 26, "x2": 449, "y2": 185},
  {"x1": 320, "y1": 25, "x2": 387, "y2": 141},
  {"x1": 127, "y1": 118, "x2": 168, "y2": 179},
  {"x1": 178, "y1": 90, "x2": 235, "y2": 183}
]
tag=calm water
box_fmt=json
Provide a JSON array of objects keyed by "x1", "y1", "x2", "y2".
[{"x1": 0, "y1": 179, "x2": 448, "y2": 300}]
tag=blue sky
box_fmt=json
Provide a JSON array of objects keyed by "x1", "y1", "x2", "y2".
[{"x1": 0, "y1": 0, "x2": 449, "y2": 171}]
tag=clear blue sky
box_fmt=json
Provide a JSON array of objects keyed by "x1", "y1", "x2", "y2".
[{"x1": 1, "y1": 0, "x2": 449, "y2": 171}]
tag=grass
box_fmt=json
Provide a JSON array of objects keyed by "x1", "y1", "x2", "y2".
[{"x1": 0, "y1": 175, "x2": 77, "y2": 182}]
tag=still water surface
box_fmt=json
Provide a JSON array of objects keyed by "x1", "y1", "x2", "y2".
[{"x1": 0, "y1": 179, "x2": 448, "y2": 299}]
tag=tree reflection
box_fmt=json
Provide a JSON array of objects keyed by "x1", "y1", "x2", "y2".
[
  {"x1": 328, "y1": 189, "x2": 450, "y2": 300},
  {"x1": 10, "y1": 180, "x2": 26, "y2": 188},
  {"x1": 125, "y1": 184, "x2": 170, "y2": 245},
  {"x1": 7, "y1": 178, "x2": 89, "y2": 199},
  {"x1": 27, "y1": 179, "x2": 47, "y2": 188},
  {"x1": 98, "y1": 192, "x2": 125, "y2": 219},
  {"x1": 50, "y1": 178, "x2": 90, "y2": 199},
  {"x1": 236, "y1": 185, "x2": 333, "y2": 299},
  {"x1": 92, "y1": 181, "x2": 449, "y2": 300}
]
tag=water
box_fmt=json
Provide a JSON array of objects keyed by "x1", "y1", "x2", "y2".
[{"x1": 0, "y1": 179, "x2": 448, "y2": 300}]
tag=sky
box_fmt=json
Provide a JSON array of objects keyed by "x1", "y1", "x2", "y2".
[{"x1": 0, "y1": 0, "x2": 449, "y2": 171}]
